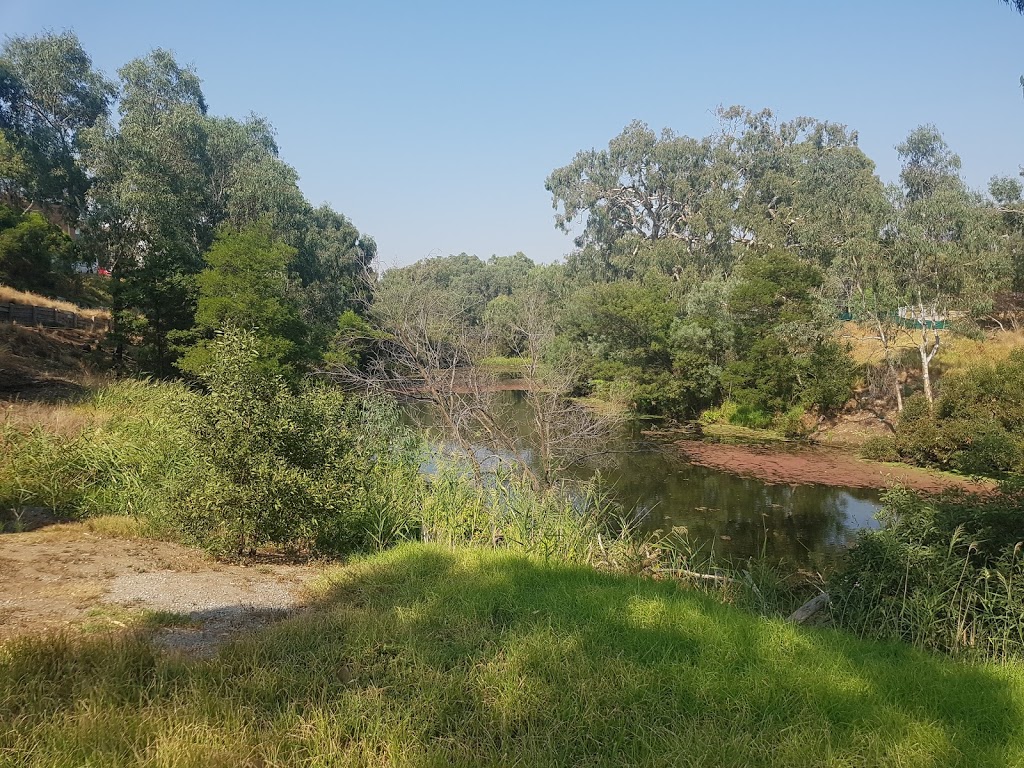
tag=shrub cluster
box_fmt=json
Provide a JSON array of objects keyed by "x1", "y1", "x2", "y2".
[
  {"x1": 888, "y1": 350, "x2": 1024, "y2": 478},
  {"x1": 832, "y1": 483, "x2": 1024, "y2": 660},
  {"x1": 172, "y1": 328, "x2": 424, "y2": 556}
]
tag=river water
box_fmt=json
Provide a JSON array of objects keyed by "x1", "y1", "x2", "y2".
[{"x1": 411, "y1": 392, "x2": 881, "y2": 570}]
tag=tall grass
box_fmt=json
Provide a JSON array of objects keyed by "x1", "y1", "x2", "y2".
[
  {"x1": 832, "y1": 485, "x2": 1024, "y2": 661},
  {"x1": 0, "y1": 379, "x2": 195, "y2": 521}
]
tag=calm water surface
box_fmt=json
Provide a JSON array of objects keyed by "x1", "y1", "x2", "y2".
[{"x1": 411, "y1": 393, "x2": 881, "y2": 569}]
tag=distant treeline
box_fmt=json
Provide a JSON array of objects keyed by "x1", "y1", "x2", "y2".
[{"x1": 372, "y1": 110, "x2": 1024, "y2": 438}]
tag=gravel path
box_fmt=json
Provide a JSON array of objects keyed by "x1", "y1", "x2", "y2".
[{"x1": 1, "y1": 521, "x2": 320, "y2": 654}]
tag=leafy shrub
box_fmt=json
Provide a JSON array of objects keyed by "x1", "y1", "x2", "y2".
[
  {"x1": 894, "y1": 385, "x2": 1024, "y2": 478},
  {"x1": 174, "y1": 327, "x2": 423, "y2": 557},
  {"x1": 699, "y1": 399, "x2": 739, "y2": 425},
  {"x1": 773, "y1": 406, "x2": 809, "y2": 438},
  {"x1": 859, "y1": 435, "x2": 900, "y2": 462},
  {"x1": 728, "y1": 404, "x2": 773, "y2": 430},
  {"x1": 832, "y1": 484, "x2": 1024, "y2": 660}
]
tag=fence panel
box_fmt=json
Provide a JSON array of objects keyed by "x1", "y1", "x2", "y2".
[{"x1": 0, "y1": 301, "x2": 108, "y2": 332}]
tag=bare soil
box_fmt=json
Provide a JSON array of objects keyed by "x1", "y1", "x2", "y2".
[
  {"x1": 0, "y1": 518, "x2": 319, "y2": 653},
  {"x1": 674, "y1": 440, "x2": 994, "y2": 494}
]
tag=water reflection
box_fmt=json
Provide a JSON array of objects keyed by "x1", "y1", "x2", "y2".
[{"x1": 409, "y1": 392, "x2": 880, "y2": 570}]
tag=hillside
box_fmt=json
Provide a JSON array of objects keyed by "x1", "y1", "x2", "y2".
[{"x1": 0, "y1": 288, "x2": 110, "y2": 400}]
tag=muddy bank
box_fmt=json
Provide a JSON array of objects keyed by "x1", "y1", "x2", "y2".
[{"x1": 673, "y1": 440, "x2": 993, "y2": 494}]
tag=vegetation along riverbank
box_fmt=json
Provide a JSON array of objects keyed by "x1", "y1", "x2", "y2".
[{"x1": 2, "y1": 18, "x2": 1024, "y2": 766}]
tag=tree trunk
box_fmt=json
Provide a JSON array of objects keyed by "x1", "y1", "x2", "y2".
[
  {"x1": 919, "y1": 339, "x2": 934, "y2": 403},
  {"x1": 915, "y1": 302, "x2": 941, "y2": 404}
]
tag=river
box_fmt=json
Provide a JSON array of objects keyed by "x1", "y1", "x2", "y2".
[{"x1": 410, "y1": 391, "x2": 881, "y2": 570}]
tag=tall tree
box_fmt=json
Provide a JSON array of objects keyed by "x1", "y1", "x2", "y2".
[
  {"x1": 887, "y1": 126, "x2": 1008, "y2": 403},
  {"x1": 178, "y1": 223, "x2": 307, "y2": 379},
  {"x1": 290, "y1": 204, "x2": 377, "y2": 345},
  {"x1": 546, "y1": 120, "x2": 737, "y2": 281},
  {"x1": 83, "y1": 49, "x2": 213, "y2": 374},
  {"x1": 0, "y1": 31, "x2": 114, "y2": 222}
]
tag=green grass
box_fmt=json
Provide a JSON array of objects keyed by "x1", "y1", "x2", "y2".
[
  {"x1": 700, "y1": 422, "x2": 789, "y2": 442},
  {"x1": 476, "y1": 356, "x2": 530, "y2": 375},
  {"x1": 3, "y1": 543, "x2": 1023, "y2": 767}
]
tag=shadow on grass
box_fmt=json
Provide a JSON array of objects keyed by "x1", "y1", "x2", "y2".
[{"x1": 2, "y1": 543, "x2": 1022, "y2": 766}]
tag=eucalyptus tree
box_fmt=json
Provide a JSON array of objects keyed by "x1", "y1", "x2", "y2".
[
  {"x1": 205, "y1": 114, "x2": 305, "y2": 231},
  {"x1": 82, "y1": 49, "x2": 213, "y2": 374},
  {"x1": 546, "y1": 120, "x2": 737, "y2": 281},
  {"x1": 717, "y1": 106, "x2": 885, "y2": 272},
  {"x1": 992, "y1": 176, "x2": 1024, "y2": 279},
  {"x1": 289, "y1": 204, "x2": 377, "y2": 344},
  {"x1": 0, "y1": 31, "x2": 114, "y2": 221},
  {"x1": 887, "y1": 126, "x2": 1008, "y2": 402}
]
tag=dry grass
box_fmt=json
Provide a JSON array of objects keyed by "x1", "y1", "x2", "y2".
[
  {"x1": 841, "y1": 322, "x2": 1024, "y2": 375},
  {"x1": 0, "y1": 284, "x2": 109, "y2": 320},
  {"x1": 0, "y1": 323, "x2": 109, "y2": 385},
  {"x1": 0, "y1": 399, "x2": 99, "y2": 436}
]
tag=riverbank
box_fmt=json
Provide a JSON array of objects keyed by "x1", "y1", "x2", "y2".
[
  {"x1": 3, "y1": 542, "x2": 1023, "y2": 766},
  {"x1": 673, "y1": 439, "x2": 994, "y2": 493}
]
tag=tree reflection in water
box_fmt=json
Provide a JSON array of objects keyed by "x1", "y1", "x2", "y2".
[{"x1": 412, "y1": 391, "x2": 880, "y2": 570}]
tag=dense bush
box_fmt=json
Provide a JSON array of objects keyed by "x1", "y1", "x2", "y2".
[
  {"x1": 891, "y1": 351, "x2": 1024, "y2": 478},
  {"x1": 0, "y1": 204, "x2": 75, "y2": 292},
  {"x1": 859, "y1": 435, "x2": 900, "y2": 462},
  {"x1": 174, "y1": 328, "x2": 424, "y2": 556},
  {"x1": 832, "y1": 484, "x2": 1024, "y2": 660}
]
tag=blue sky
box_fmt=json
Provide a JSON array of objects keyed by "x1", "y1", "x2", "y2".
[{"x1": 3, "y1": 0, "x2": 1023, "y2": 267}]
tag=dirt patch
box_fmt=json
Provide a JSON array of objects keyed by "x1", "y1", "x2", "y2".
[
  {"x1": 674, "y1": 440, "x2": 994, "y2": 494},
  {"x1": 0, "y1": 522, "x2": 319, "y2": 653}
]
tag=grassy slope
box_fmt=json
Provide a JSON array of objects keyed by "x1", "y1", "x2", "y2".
[
  {"x1": 3, "y1": 544, "x2": 1023, "y2": 767},
  {"x1": 0, "y1": 284, "x2": 110, "y2": 319}
]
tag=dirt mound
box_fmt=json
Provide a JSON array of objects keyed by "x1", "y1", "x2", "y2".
[{"x1": 675, "y1": 440, "x2": 993, "y2": 494}]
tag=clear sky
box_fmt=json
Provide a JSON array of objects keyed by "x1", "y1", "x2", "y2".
[{"x1": 3, "y1": 0, "x2": 1023, "y2": 268}]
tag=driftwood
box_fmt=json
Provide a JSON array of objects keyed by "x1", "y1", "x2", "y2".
[
  {"x1": 788, "y1": 592, "x2": 829, "y2": 624},
  {"x1": 659, "y1": 567, "x2": 741, "y2": 586}
]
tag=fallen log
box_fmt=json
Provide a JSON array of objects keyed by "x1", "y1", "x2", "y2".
[{"x1": 788, "y1": 592, "x2": 829, "y2": 624}]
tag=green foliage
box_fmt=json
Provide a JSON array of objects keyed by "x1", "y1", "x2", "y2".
[
  {"x1": 723, "y1": 250, "x2": 855, "y2": 416},
  {"x1": 0, "y1": 204, "x2": 74, "y2": 291},
  {"x1": 324, "y1": 309, "x2": 386, "y2": 369},
  {"x1": 833, "y1": 484, "x2": 1024, "y2": 660},
  {"x1": 0, "y1": 31, "x2": 114, "y2": 216},
  {"x1": 78, "y1": 48, "x2": 374, "y2": 376},
  {"x1": 890, "y1": 351, "x2": 1024, "y2": 477},
  {"x1": 859, "y1": 435, "x2": 900, "y2": 462},
  {"x1": 729, "y1": 403, "x2": 774, "y2": 430},
  {"x1": 773, "y1": 405, "x2": 809, "y2": 438},
  {"x1": 177, "y1": 223, "x2": 308, "y2": 380},
  {"x1": 420, "y1": 462, "x2": 623, "y2": 563},
  {"x1": 0, "y1": 379, "x2": 195, "y2": 521},
  {"x1": 175, "y1": 327, "x2": 421, "y2": 556}
]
